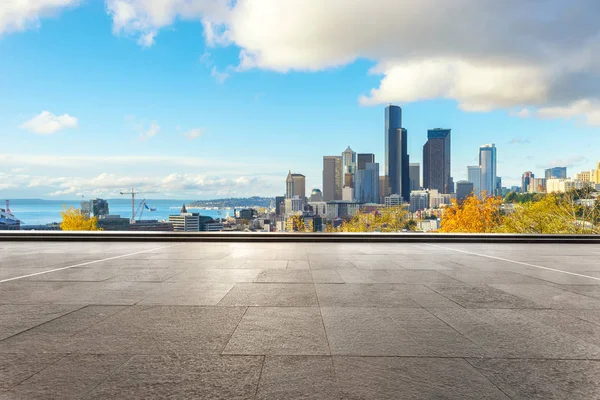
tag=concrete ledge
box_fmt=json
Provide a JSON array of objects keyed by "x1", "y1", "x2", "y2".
[{"x1": 1, "y1": 231, "x2": 599, "y2": 243}]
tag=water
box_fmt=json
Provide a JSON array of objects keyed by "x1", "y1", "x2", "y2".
[{"x1": 4, "y1": 199, "x2": 233, "y2": 226}]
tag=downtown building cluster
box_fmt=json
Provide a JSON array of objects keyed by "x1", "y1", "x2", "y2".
[
  {"x1": 275, "y1": 105, "x2": 502, "y2": 231},
  {"x1": 519, "y1": 163, "x2": 600, "y2": 194}
]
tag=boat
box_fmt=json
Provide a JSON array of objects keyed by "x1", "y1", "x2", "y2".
[{"x1": 0, "y1": 201, "x2": 21, "y2": 230}]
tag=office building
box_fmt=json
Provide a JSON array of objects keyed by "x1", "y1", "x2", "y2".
[
  {"x1": 342, "y1": 186, "x2": 354, "y2": 201},
  {"x1": 284, "y1": 196, "x2": 303, "y2": 216},
  {"x1": 357, "y1": 153, "x2": 375, "y2": 171},
  {"x1": 467, "y1": 166, "x2": 482, "y2": 196},
  {"x1": 479, "y1": 144, "x2": 497, "y2": 196},
  {"x1": 423, "y1": 128, "x2": 453, "y2": 194},
  {"x1": 456, "y1": 181, "x2": 474, "y2": 202},
  {"x1": 291, "y1": 174, "x2": 306, "y2": 199},
  {"x1": 342, "y1": 146, "x2": 356, "y2": 175},
  {"x1": 575, "y1": 171, "x2": 591, "y2": 182},
  {"x1": 169, "y1": 212, "x2": 200, "y2": 232},
  {"x1": 355, "y1": 163, "x2": 380, "y2": 203},
  {"x1": 409, "y1": 163, "x2": 420, "y2": 191},
  {"x1": 528, "y1": 178, "x2": 546, "y2": 193},
  {"x1": 309, "y1": 188, "x2": 324, "y2": 202},
  {"x1": 385, "y1": 105, "x2": 410, "y2": 202},
  {"x1": 285, "y1": 170, "x2": 294, "y2": 199},
  {"x1": 409, "y1": 191, "x2": 429, "y2": 213},
  {"x1": 547, "y1": 178, "x2": 592, "y2": 193},
  {"x1": 429, "y1": 190, "x2": 454, "y2": 209},
  {"x1": 545, "y1": 167, "x2": 567, "y2": 180},
  {"x1": 275, "y1": 196, "x2": 285, "y2": 216},
  {"x1": 384, "y1": 194, "x2": 404, "y2": 207},
  {"x1": 593, "y1": 162, "x2": 600, "y2": 184},
  {"x1": 379, "y1": 176, "x2": 390, "y2": 204},
  {"x1": 521, "y1": 171, "x2": 535, "y2": 193},
  {"x1": 322, "y1": 156, "x2": 343, "y2": 201},
  {"x1": 496, "y1": 177, "x2": 502, "y2": 197}
]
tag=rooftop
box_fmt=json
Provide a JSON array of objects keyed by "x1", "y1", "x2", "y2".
[{"x1": 2, "y1": 238, "x2": 600, "y2": 398}]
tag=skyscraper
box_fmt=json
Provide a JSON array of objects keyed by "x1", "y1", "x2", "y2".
[
  {"x1": 423, "y1": 129, "x2": 453, "y2": 194},
  {"x1": 545, "y1": 167, "x2": 567, "y2": 180},
  {"x1": 285, "y1": 170, "x2": 294, "y2": 199},
  {"x1": 357, "y1": 153, "x2": 375, "y2": 171},
  {"x1": 322, "y1": 156, "x2": 343, "y2": 201},
  {"x1": 467, "y1": 166, "x2": 482, "y2": 195},
  {"x1": 522, "y1": 171, "x2": 535, "y2": 193},
  {"x1": 385, "y1": 105, "x2": 410, "y2": 202},
  {"x1": 291, "y1": 174, "x2": 306, "y2": 199},
  {"x1": 355, "y1": 163, "x2": 380, "y2": 203},
  {"x1": 456, "y1": 181, "x2": 474, "y2": 202},
  {"x1": 342, "y1": 146, "x2": 356, "y2": 175},
  {"x1": 479, "y1": 144, "x2": 497, "y2": 196},
  {"x1": 409, "y1": 163, "x2": 420, "y2": 191}
]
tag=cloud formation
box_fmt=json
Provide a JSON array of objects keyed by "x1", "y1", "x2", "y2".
[
  {"x1": 183, "y1": 128, "x2": 204, "y2": 140},
  {"x1": 0, "y1": 0, "x2": 79, "y2": 34},
  {"x1": 139, "y1": 122, "x2": 160, "y2": 140},
  {"x1": 104, "y1": 0, "x2": 600, "y2": 125},
  {"x1": 19, "y1": 111, "x2": 78, "y2": 134}
]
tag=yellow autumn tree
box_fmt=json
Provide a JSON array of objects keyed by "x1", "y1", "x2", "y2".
[
  {"x1": 499, "y1": 193, "x2": 599, "y2": 234},
  {"x1": 60, "y1": 207, "x2": 102, "y2": 231},
  {"x1": 439, "y1": 192, "x2": 503, "y2": 233},
  {"x1": 335, "y1": 206, "x2": 409, "y2": 232},
  {"x1": 286, "y1": 215, "x2": 313, "y2": 232}
]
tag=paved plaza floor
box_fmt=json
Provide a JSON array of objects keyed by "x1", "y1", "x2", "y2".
[{"x1": 1, "y1": 240, "x2": 600, "y2": 399}]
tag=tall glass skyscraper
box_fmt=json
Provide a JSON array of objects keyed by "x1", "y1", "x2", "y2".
[
  {"x1": 355, "y1": 163, "x2": 380, "y2": 203},
  {"x1": 479, "y1": 144, "x2": 497, "y2": 196},
  {"x1": 467, "y1": 166, "x2": 482, "y2": 195},
  {"x1": 385, "y1": 105, "x2": 409, "y2": 202},
  {"x1": 423, "y1": 129, "x2": 453, "y2": 194}
]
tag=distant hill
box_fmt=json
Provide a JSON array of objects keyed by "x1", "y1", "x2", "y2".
[{"x1": 188, "y1": 197, "x2": 273, "y2": 208}]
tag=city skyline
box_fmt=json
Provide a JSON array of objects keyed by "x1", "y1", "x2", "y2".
[{"x1": 2, "y1": 1, "x2": 600, "y2": 199}]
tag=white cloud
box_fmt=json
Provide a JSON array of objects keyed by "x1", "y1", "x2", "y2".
[
  {"x1": 139, "y1": 122, "x2": 160, "y2": 140},
  {"x1": 19, "y1": 111, "x2": 78, "y2": 134},
  {"x1": 0, "y1": 0, "x2": 80, "y2": 34},
  {"x1": 536, "y1": 99, "x2": 600, "y2": 126},
  {"x1": 210, "y1": 66, "x2": 229, "y2": 83},
  {"x1": 511, "y1": 108, "x2": 532, "y2": 118},
  {"x1": 183, "y1": 128, "x2": 204, "y2": 139},
  {"x1": 106, "y1": 0, "x2": 230, "y2": 45},
  {"x1": 104, "y1": 0, "x2": 600, "y2": 125}
]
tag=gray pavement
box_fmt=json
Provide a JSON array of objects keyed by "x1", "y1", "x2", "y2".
[{"x1": 1, "y1": 241, "x2": 600, "y2": 399}]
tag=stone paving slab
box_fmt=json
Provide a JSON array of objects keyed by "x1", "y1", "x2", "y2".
[{"x1": 2, "y1": 241, "x2": 600, "y2": 399}]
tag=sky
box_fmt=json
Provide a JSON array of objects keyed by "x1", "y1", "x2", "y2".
[{"x1": 1, "y1": 0, "x2": 599, "y2": 200}]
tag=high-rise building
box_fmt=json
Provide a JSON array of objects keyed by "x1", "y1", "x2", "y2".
[
  {"x1": 593, "y1": 162, "x2": 600, "y2": 184},
  {"x1": 456, "y1": 181, "x2": 474, "y2": 202},
  {"x1": 385, "y1": 105, "x2": 410, "y2": 202},
  {"x1": 379, "y1": 176, "x2": 390, "y2": 204},
  {"x1": 285, "y1": 170, "x2": 294, "y2": 199},
  {"x1": 521, "y1": 171, "x2": 535, "y2": 193},
  {"x1": 479, "y1": 144, "x2": 497, "y2": 196},
  {"x1": 529, "y1": 178, "x2": 546, "y2": 193},
  {"x1": 275, "y1": 196, "x2": 285, "y2": 216},
  {"x1": 357, "y1": 153, "x2": 375, "y2": 171},
  {"x1": 355, "y1": 162, "x2": 380, "y2": 203},
  {"x1": 545, "y1": 167, "x2": 567, "y2": 180},
  {"x1": 495, "y1": 177, "x2": 502, "y2": 197},
  {"x1": 342, "y1": 146, "x2": 356, "y2": 175},
  {"x1": 409, "y1": 191, "x2": 429, "y2": 213},
  {"x1": 322, "y1": 156, "x2": 343, "y2": 201},
  {"x1": 291, "y1": 174, "x2": 306, "y2": 199},
  {"x1": 409, "y1": 163, "x2": 420, "y2": 191},
  {"x1": 423, "y1": 129, "x2": 452, "y2": 194},
  {"x1": 467, "y1": 166, "x2": 482, "y2": 195}
]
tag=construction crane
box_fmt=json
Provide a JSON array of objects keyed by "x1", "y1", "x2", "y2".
[{"x1": 119, "y1": 189, "x2": 158, "y2": 223}]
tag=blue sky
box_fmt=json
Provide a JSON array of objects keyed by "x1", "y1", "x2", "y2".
[{"x1": 1, "y1": 0, "x2": 599, "y2": 199}]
